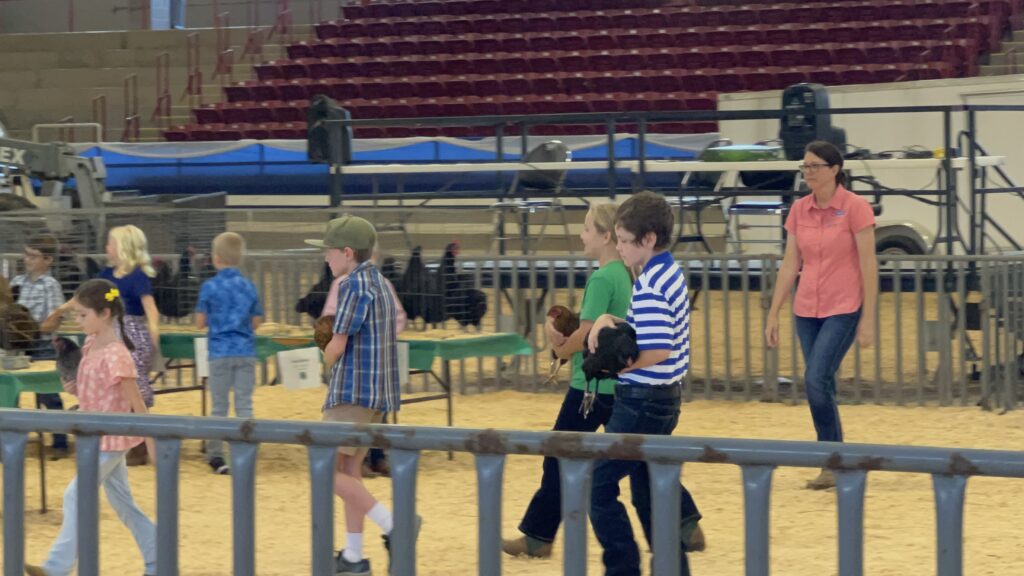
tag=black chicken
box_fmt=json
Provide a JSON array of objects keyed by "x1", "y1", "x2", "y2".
[
  {"x1": 439, "y1": 242, "x2": 487, "y2": 328},
  {"x1": 400, "y1": 247, "x2": 428, "y2": 323},
  {"x1": 152, "y1": 247, "x2": 201, "y2": 318},
  {"x1": 582, "y1": 323, "x2": 639, "y2": 384},
  {"x1": 296, "y1": 263, "x2": 334, "y2": 321},
  {"x1": 53, "y1": 336, "x2": 82, "y2": 384}
]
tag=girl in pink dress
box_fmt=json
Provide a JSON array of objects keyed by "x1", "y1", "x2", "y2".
[{"x1": 25, "y1": 279, "x2": 157, "y2": 576}]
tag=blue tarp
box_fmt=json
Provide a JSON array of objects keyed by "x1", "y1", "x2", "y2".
[{"x1": 74, "y1": 136, "x2": 706, "y2": 200}]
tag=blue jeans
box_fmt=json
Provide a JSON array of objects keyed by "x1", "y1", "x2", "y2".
[
  {"x1": 518, "y1": 386, "x2": 615, "y2": 543},
  {"x1": 795, "y1": 310, "x2": 861, "y2": 443},
  {"x1": 42, "y1": 451, "x2": 157, "y2": 575},
  {"x1": 590, "y1": 385, "x2": 701, "y2": 576},
  {"x1": 206, "y1": 356, "x2": 256, "y2": 462}
]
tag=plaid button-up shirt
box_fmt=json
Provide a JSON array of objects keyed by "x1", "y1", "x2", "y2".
[
  {"x1": 11, "y1": 272, "x2": 64, "y2": 326},
  {"x1": 325, "y1": 260, "x2": 400, "y2": 413}
]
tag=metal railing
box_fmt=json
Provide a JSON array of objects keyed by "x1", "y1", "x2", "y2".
[
  {"x1": 0, "y1": 204, "x2": 1019, "y2": 407},
  {"x1": 122, "y1": 73, "x2": 140, "y2": 142},
  {"x1": 3, "y1": 409, "x2": 1024, "y2": 576}
]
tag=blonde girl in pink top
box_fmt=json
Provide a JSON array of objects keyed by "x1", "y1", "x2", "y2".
[
  {"x1": 765, "y1": 140, "x2": 879, "y2": 491},
  {"x1": 26, "y1": 279, "x2": 157, "y2": 576}
]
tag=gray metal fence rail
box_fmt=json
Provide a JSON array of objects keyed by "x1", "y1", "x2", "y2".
[{"x1": 4, "y1": 410, "x2": 1024, "y2": 576}]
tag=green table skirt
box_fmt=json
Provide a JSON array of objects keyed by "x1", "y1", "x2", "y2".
[
  {"x1": 0, "y1": 369, "x2": 64, "y2": 409},
  {"x1": 402, "y1": 333, "x2": 533, "y2": 372}
]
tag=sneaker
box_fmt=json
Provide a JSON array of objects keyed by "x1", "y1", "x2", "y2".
[
  {"x1": 209, "y1": 457, "x2": 230, "y2": 475},
  {"x1": 501, "y1": 535, "x2": 553, "y2": 558},
  {"x1": 24, "y1": 565, "x2": 47, "y2": 576},
  {"x1": 684, "y1": 523, "x2": 706, "y2": 553},
  {"x1": 361, "y1": 461, "x2": 380, "y2": 479},
  {"x1": 806, "y1": 469, "x2": 836, "y2": 490},
  {"x1": 334, "y1": 550, "x2": 371, "y2": 575},
  {"x1": 382, "y1": 515, "x2": 423, "y2": 573}
]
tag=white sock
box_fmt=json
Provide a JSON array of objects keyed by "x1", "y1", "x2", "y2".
[
  {"x1": 342, "y1": 533, "x2": 363, "y2": 562},
  {"x1": 367, "y1": 502, "x2": 394, "y2": 535}
]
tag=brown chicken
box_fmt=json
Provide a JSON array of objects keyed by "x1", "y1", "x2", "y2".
[
  {"x1": 314, "y1": 315, "x2": 335, "y2": 350},
  {"x1": 544, "y1": 305, "x2": 581, "y2": 385}
]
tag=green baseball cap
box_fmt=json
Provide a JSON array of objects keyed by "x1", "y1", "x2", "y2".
[{"x1": 305, "y1": 214, "x2": 377, "y2": 251}]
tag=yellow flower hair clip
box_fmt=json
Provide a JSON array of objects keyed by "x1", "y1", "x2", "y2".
[{"x1": 105, "y1": 288, "x2": 120, "y2": 302}]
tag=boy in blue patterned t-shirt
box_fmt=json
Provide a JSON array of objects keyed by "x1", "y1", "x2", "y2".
[{"x1": 196, "y1": 232, "x2": 264, "y2": 475}]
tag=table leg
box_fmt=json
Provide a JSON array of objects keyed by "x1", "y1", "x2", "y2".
[
  {"x1": 442, "y1": 360, "x2": 453, "y2": 461},
  {"x1": 38, "y1": 431, "x2": 47, "y2": 513}
]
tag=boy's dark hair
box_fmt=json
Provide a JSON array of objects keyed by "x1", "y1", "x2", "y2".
[
  {"x1": 27, "y1": 234, "x2": 59, "y2": 260},
  {"x1": 74, "y1": 279, "x2": 135, "y2": 352},
  {"x1": 805, "y1": 140, "x2": 846, "y2": 186},
  {"x1": 352, "y1": 247, "x2": 372, "y2": 263},
  {"x1": 615, "y1": 191, "x2": 674, "y2": 250}
]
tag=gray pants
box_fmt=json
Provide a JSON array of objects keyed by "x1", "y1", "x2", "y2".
[{"x1": 206, "y1": 356, "x2": 256, "y2": 462}]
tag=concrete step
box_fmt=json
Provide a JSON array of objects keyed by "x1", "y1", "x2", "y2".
[{"x1": 979, "y1": 64, "x2": 1024, "y2": 75}]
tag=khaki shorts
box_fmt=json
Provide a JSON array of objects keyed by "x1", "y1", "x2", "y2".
[{"x1": 322, "y1": 403, "x2": 385, "y2": 457}]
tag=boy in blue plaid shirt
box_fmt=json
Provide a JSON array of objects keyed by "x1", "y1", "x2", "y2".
[
  {"x1": 305, "y1": 215, "x2": 402, "y2": 576},
  {"x1": 13, "y1": 234, "x2": 68, "y2": 455}
]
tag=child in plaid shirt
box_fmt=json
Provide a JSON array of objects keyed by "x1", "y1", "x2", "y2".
[{"x1": 12, "y1": 234, "x2": 68, "y2": 454}]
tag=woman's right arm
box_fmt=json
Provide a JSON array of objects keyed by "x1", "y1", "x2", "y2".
[{"x1": 765, "y1": 238, "x2": 802, "y2": 348}]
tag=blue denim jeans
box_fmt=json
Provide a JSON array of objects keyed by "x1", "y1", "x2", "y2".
[
  {"x1": 518, "y1": 386, "x2": 615, "y2": 543},
  {"x1": 42, "y1": 451, "x2": 157, "y2": 576},
  {"x1": 795, "y1": 310, "x2": 861, "y2": 443},
  {"x1": 590, "y1": 385, "x2": 701, "y2": 576}
]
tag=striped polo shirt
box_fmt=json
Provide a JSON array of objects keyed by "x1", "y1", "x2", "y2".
[
  {"x1": 621, "y1": 250, "x2": 691, "y2": 386},
  {"x1": 326, "y1": 260, "x2": 400, "y2": 413}
]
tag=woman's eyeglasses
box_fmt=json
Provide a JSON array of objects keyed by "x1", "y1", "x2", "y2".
[{"x1": 798, "y1": 163, "x2": 831, "y2": 173}]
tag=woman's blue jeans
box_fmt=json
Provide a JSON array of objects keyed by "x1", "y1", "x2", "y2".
[{"x1": 794, "y1": 310, "x2": 861, "y2": 443}]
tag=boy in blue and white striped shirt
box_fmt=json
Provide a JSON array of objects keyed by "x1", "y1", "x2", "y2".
[{"x1": 587, "y1": 191, "x2": 703, "y2": 576}]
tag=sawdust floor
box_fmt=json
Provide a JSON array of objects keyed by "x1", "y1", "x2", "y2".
[{"x1": 7, "y1": 388, "x2": 1024, "y2": 576}]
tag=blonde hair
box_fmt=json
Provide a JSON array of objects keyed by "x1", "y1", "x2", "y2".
[
  {"x1": 213, "y1": 232, "x2": 246, "y2": 267},
  {"x1": 109, "y1": 225, "x2": 156, "y2": 278},
  {"x1": 589, "y1": 203, "x2": 619, "y2": 244}
]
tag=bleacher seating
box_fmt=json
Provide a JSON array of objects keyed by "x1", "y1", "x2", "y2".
[{"x1": 164, "y1": 0, "x2": 1022, "y2": 141}]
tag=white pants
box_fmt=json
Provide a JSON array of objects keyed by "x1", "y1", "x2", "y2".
[{"x1": 42, "y1": 450, "x2": 157, "y2": 576}]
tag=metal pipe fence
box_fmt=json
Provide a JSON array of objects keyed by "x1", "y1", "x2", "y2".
[
  {"x1": 3, "y1": 409, "x2": 1024, "y2": 576},
  {"x1": 0, "y1": 207, "x2": 1020, "y2": 407}
]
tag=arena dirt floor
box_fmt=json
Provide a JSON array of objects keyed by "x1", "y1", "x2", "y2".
[{"x1": 7, "y1": 385, "x2": 1024, "y2": 576}]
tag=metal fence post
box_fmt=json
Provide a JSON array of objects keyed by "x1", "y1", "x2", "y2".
[
  {"x1": 933, "y1": 474, "x2": 967, "y2": 576},
  {"x1": 836, "y1": 469, "x2": 867, "y2": 576},
  {"x1": 155, "y1": 438, "x2": 183, "y2": 576},
  {"x1": 2, "y1": 431, "x2": 28, "y2": 576},
  {"x1": 559, "y1": 458, "x2": 593, "y2": 576},
  {"x1": 649, "y1": 462, "x2": 682, "y2": 575},
  {"x1": 475, "y1": 454, "x2": 505, "y2": 576},
  {"x1": 742, "y1": 465, "x2": 774, "y2": 576},
  {"x1": 76, "y1": 435, "x2": 102, "y2": 576},
  {"x1": 308, "y1": 445, "x2": 337, "y2": 576},
  {"x1": 391, "y1": 448, "x2": 421, "y2": 576},
  {"x1": 230, "y1": 441, "x2": 260, "y2": 576}
]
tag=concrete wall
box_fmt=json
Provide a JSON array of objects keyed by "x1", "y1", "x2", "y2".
[
  {"x1": 0, "y1": 0, "x2": 334, "y2": 33},
  {"x1": 717, "y1": 76, "x2": 1024, "y2": 252}
]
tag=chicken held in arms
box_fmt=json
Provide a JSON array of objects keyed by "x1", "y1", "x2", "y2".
[{"x1": 543, "y1": 304, "x2": 580, "y2": 385}]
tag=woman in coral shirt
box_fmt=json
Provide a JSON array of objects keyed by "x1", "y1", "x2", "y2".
[{"x1": 765, "y1": 140, "x2": 879, "y2": 490}]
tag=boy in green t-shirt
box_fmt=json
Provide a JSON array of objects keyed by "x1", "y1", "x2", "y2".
[{"x1": 503, "y1": 204, "x2": 633, "y2": 558}]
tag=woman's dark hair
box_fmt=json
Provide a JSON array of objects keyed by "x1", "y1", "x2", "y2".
[
  {"x1": 74, "y1": 279, "x2": 135, "y2": 352},
  {"x1": 805, "y1": 140, "x2": 846, "y2": 186}
]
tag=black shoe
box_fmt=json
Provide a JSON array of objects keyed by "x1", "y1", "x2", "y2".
[
  {"x1": 48, "y1": 446, "x2": 70, "y2": 462},
  {"x1": 208, "y1": 457, "x2": 230, "y2": 475},
  {"x1": 334, "y1": 550, "x2": 370, "y2": 575},
  {"x1": 383, "y1": 515, "x2": 423, "y2": 574}
]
